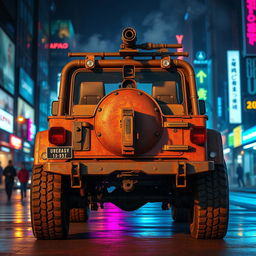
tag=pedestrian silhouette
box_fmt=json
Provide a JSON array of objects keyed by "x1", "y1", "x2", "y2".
[
  {"x1": 3, "y1": 160, "x2": 16, "y2": 201},
  {"x1": 236, "y1": 164, "x2": 245, "y2": 188},
  {"x1": 17, "y1": 162, "x2": 29, "y2": 200}
]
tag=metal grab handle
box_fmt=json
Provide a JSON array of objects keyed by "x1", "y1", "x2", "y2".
[{"x1": 121, "y1": 108, "x2": 134, "y2": 155}]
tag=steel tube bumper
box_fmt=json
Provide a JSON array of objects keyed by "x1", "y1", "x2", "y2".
[{"x1": 43, "y1": 160, "x2": 215, "y2": 175}]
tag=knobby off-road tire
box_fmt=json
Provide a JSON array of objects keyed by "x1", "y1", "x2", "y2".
[
  {"x1": 70, "y1": 208, "x2": 88, "y2": 222},
  {"x1": 190, "y1": 164, "x2": 229, "y2": 239},
  {"x1": 30, "y1": 166, "x2": 70, "y2": 240}
]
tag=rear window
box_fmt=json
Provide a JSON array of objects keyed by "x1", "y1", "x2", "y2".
[{"x1": 72, "y1": 69, "x2": 184, "y2": 105}]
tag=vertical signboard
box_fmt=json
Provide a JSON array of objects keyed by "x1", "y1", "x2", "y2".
[
  {"x1": 193, "y1": 51, "x2": 213, "y2": 128},
  {"x1": 242, "y1": 0, "x2": 256, "y2": 56},
  {"x1": 227, "y1": 51, "x2": 242, "y2": 124}
]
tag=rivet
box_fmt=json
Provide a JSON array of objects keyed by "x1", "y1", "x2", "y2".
[
  {"x1": 173, "y1": 128, "x2": 178, "y2": 133},
  {"x1": 97, "y1": 132, "x2": 102, "y2": 137},
  {"x1": 114, "y1": 92, "x2": 119, "y2": 95},
  {"x1": 98, "y1": 107, "x2": 102, "y2": 112},
  {"x1": 162, "y1": 59, "x2": 170, "y2": 67},
  {"x1": 138, "y1": 91, "x2": 143, "y2": 95},
  {"x1": 41, "y1": 152, "x2": 47, "y2": 160},
  {"x1": 86, "y1": 59, "x2": 94, "y2": 67},
  {"x1": 154, "y1": 107, "x2": 159, "y2": 112}
]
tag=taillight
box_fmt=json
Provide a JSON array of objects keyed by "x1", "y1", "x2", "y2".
[
  {"x1": 190, "y1": 126, "x2": 206, "y2": 145},
  {"x1": 48, "y1": 127, "x2": 66, "y2": 145}
]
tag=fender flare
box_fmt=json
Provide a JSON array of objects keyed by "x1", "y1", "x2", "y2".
[
  {"x1": 206, "y1": 129, "x2": 225, "y2": 165},
  {"x1": 34, "y1": 130, "x2": 48, "y2": 165}
]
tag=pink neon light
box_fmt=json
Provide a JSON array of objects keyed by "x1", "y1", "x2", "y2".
[
  {"x1": 27, "y1": 118, "x2": 33, "y2": 142},
  {"x1": 176, "y1": 35, "x2": 184, "y2": 60},
  {"x1": 49, "y1": 42, "x2": 69, "y2": 49},
  {"x1": 246, "y1": 0, "x2": 256, "y2": 46}
]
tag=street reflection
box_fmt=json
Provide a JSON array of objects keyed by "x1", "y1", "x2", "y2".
[{"x1": 0, "y1": 189, "x2": 256, "y2": 255}]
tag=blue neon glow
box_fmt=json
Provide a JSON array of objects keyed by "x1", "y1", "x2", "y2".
[{"x1": 242, "y1": 125, "x2": 256, "y2": 144}]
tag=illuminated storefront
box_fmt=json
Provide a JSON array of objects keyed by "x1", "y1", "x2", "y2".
[
  {"x1": 0, "y1": 88, "x2": 14, "y2": 167},
  {"x1": 224, "y1": 125, "x2": 256, "y2": 186}
]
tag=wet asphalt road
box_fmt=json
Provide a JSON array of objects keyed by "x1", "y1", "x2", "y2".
[{"x1": 0, "y1": 188, "x2": 256, "y2": 256}]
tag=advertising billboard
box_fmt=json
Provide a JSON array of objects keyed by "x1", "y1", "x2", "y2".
[
  {"x1": 0, "y1": 27, "x2": 15, "y2": 94},
  {"x1": 227, "y1": 50, "x2": 242, "y2": 124},
  {"x1": 17, "y1": 98, "x2": 35, "y2": 141},
  {"x1": 0, "y1": 88, "x2": 14, "y2": 133},
  {"x1": 19, "y1": 68, "x2": 35, "y2": 104},
  {"x1": 242, "y1": 0, "x2": 256, "y2": 56}
]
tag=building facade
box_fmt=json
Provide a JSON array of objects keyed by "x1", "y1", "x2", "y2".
[{"x1": 0, "y1": 0, "x2": 51, "y2": 168}]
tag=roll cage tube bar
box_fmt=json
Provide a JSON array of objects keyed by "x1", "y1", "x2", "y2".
[{"x1": 57, "y1": 58, "x2": 199, "y2": 116}]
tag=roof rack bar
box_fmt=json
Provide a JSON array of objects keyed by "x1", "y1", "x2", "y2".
[
  {"x1": 136, "y1": 43, "x2": 183, "y2": 50},
  {"x1": 68, "y1": 51, "x2": 189, "y2": 58}
]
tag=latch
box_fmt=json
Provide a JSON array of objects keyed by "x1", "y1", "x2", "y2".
[
  {"x1": 72, "y1": 122, "x2": 91, "y2": 151},
  {"x1": 71, "y1": 162, "x2": 82, "y2": 188},
  {"x1": 176, "y1": 162, "x2": 187, "y2": 188},
  {"x1": 121, "y1": 108, "x2": 134, "y2": 155}
]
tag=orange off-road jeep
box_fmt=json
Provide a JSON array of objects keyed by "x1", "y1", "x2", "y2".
[{"x1": 31, "y1": 28, "x2": 229, "y2": 240}]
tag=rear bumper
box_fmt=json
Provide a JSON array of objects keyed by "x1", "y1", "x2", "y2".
[{"x1": 42, "y1": 160, "x2": 215, "y2": 175}]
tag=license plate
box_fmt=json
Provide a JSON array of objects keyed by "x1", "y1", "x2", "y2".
[{"x1": 47, "y1": 147, "x2": 73, "y2": 159}]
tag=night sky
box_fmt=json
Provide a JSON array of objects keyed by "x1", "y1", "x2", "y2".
[{"x1": 53, "y1": 0, "x2": 207, "y2": 52}]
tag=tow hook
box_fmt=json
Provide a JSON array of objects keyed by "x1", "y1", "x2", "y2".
[{"x1": 122, "y1": 179, "x2": 137, "y2": 192}]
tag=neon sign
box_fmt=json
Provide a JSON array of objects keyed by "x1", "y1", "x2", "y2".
[
  {"x1": 227, "y1": 50, "x2": 242, "y2": 124},
  {"x1": 198, "y1": 88, "x2": 208, "y2": 100},
  {"x1": 10, "y1": 135, "x2": 22, "y2": 150},
  {"x1": 176, "y1": 35, "x2": 184, "y2": 60},
  {"x1": 27, "y1": 118, "x2": 33, "y2": 141},
  {"x1": 245, "y1": 99, "x2": 256, "y2": 110},
  {"x1": 196, "y1": 70, "x2": 207, "y2": 84},
  {"x1": 45, "y1": 43, "x2": 69, "y2": 49},
  {"x1": 242, "y1": 0, "x2": 256, "y2": 56}
]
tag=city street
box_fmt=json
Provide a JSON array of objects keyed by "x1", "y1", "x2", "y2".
[{"x1": 0, "y1": 189, "x2": 255, "y2": 256}]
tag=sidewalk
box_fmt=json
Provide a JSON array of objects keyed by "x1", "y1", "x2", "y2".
[{"x1": 229, "y1": 186, "x2": 256, "y2": 193}]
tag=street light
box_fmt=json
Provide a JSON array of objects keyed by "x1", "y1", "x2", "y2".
[{"x1": 17, "y1": 116, "x2": 25, "y2": 123}]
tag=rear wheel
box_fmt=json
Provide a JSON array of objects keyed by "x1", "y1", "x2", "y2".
[
  {"x1": 70, "y1": 208, "x2": 89, "y2": 222},
  {"x1": 190, "y1": 164, "x2": 229, "y2": 239},
  {"x1": 30, "y1": 166, "x2": 70, "y2": 240}
]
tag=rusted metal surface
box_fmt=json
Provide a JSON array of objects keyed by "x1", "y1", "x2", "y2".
[
  {"x1": 43, "y1": 160, "x2": 214, "y2": 175},
  {"x1": 94, "y1": 89, "x2": 163, "y2": 155},
  {"x1": 34, "y1": 115, "x2": 207, "y2": 166}
]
